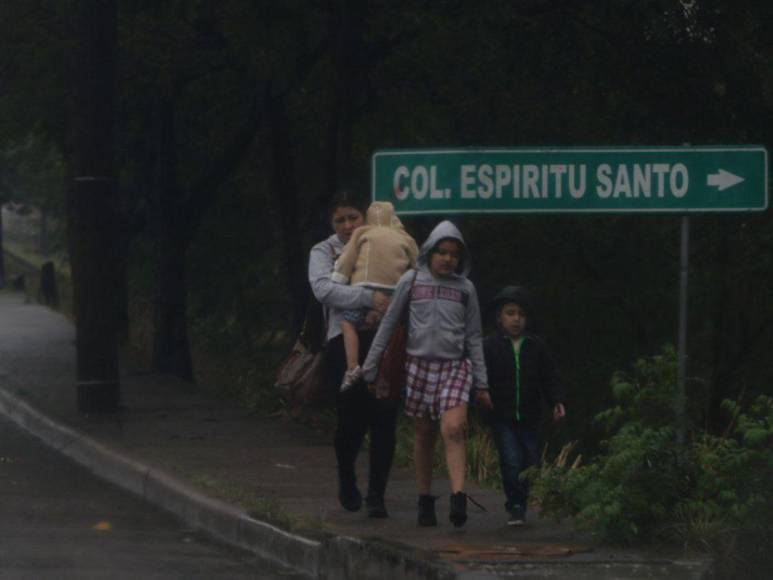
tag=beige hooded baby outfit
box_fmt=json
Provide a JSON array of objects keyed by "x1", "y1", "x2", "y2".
[{"x1": 331, "y1": 201, "x2": 418, "y2": 289}]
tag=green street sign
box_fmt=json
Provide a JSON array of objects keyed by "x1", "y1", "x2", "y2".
[{"x1": 371, "y1": 146, "x2": 768, "y2": 214}]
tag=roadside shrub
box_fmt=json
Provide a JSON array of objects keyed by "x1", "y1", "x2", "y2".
[
  {"x1": 527, "y1": 346, "x2": 773, "y2": 577},
  {"x1": 693, "y1": 397, "x2": 773, "y2": 577}
]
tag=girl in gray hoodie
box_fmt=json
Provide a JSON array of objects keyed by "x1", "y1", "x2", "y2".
[{"x1": 363, "y1": 221, "x2": 492, "y2": 527}]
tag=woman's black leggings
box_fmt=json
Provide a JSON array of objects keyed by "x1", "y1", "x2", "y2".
[{"x1": 325, "y1": 330, "x2": 398, "y2": 498}]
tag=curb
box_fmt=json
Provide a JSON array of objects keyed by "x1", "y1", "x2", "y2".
[{"x1": 0, "y1": 385, "x2": 456, "y2": 579}]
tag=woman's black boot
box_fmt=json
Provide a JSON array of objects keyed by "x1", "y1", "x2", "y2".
[
  {"x1": 337, "y1": 473, "x2": 362, "y2": 512},
  {"x1": 366, "y1": 494, "x2": 388, "y2": 518},
  {"x1": 449, "y1": 492, "x2": 467, "y2": 527},
  {"x1": 417, "y1": 495, "x2": 437, "y2": 526}
]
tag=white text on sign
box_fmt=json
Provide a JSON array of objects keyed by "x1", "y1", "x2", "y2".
[{"x1": 393, "y1": 163, "x2": 690, "y2": 201}]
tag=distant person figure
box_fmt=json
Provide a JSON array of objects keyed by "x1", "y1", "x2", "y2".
[
  {"x1": 308, "y1": 192, "x2": 396, "y2": 518},
  {"x1": 39, "y1": 261, "x2": 59, "y2": 308},
  {"x1": 363, "y1": 221, "x2": 492, "y2": 528},
  {"x1": 483, "y1": 285, "x2": 566, "y2": 526},
  {"x1": 331, "y1": 201, "x2": 418, "y2": 392},
  {"x1": 12, "y1": 273, "x2": 26, "y2": 292}
]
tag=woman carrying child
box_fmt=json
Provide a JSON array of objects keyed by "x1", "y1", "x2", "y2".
[
  {"x1": 484, "y1": 285, "x2": 566, "y2": 526},
  {"x1": 363, "y1": 221, "x2": 492, "y2": 528},
  {"x1": 308, "y1": 193, "x2": 396, "y2": 518}
]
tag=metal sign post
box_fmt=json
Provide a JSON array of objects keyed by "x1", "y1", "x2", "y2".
[{"x1": 677, "y1": 216, "x2": 690, "y2": 443}]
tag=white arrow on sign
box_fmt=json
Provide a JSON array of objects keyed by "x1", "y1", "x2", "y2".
[{"x1": 707, "y1": 169, "x2": 745, "y2": 191}]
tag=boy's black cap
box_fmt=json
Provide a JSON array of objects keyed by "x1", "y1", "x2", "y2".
[{"x1": 488, "y1": 285, "x2": 533, "y2": 314}]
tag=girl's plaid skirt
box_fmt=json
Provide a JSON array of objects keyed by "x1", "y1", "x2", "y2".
[{"x1": 404, "y1": 356, "x2": 472, "y2": 420}]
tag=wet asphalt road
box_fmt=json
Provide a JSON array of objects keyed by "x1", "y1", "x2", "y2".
[{"x1": 0, "y1": 414, "x2": 306, "y2": 580}]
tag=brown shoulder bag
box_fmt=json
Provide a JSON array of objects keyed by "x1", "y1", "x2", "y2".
[{"x1": 374, "y1": 270, "x2": 418, "y2": 400}]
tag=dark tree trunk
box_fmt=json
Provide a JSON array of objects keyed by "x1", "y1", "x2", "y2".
[
  {"x1": 114, "y1": 201, "x2": 130, "y2": 343},
  {"x1": 0, "y1": 206, "x2": 5, "y2": 289},
  {"x1": 148, "y1": 97, "x2": 194, "y2": 381},
  {"x1": 322, "y1": 0, "x2": 364, "y2": 204},
  {"x1": 151, "y1": 225, "x2": 193, "y2": 381},
  {"x1": 268, "y1": 92, "x2": 309, "y2": 334},
  {"x1": 69, "y1": 0, "x2": 121, "y2": 412},
  {"x1": 325, "y1": 2, "x2": 355, "y2": 197},
  {"x1": 141, "y1": 81, "x2": 261, "y2": 381},
  {"x1": 39, "y1": 208, "x2": 49, "y2": 255}
]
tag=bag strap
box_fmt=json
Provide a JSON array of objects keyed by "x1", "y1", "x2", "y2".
[
  {"x1": 400, "y1": 269, "x2": 419, "y2": 323},
  {"x1": 300, "y1": 242, "x2": 338, "y2": 351},
  {"x1": 299, "y1": 296, "x2": 323, "y2": 351}
]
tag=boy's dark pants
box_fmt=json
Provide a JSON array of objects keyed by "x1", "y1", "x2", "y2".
[
  {"x1": 491, "y1": 420, "x2": 539, "y2": 514},
  {"x1": 326, "y1": 329, "x2": 398, "y2": 499}
]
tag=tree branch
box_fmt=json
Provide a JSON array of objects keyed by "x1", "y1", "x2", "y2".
[{"x1": 183, "y1": 83, "x2": 268, "y2": 241}]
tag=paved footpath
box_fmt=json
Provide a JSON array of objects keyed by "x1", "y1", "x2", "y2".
[{"x1": 0, "y1": 292, "x2": 711, "y2": 579}]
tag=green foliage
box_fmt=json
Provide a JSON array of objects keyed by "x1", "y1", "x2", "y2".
[
  {"x1": 0, "y1": 136, "x2": 64, "y2": 209},
  {"x1": 528, "y1": 348, "x2": 773, "y2": 575},
  {"x1": 391, "y1": 417, "x2": 416, "y2": 470},
  {"x1": 679, "y1": 397, "x2": 773, "y2": 576},
  {"x1": 596, "y1": 345, "x2": 679, "y2": 433},
  {"x1": 464, "y1": 419, "x2": 501, "y2": 488}
]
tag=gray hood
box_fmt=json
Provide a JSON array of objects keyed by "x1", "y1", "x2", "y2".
[{"x1": 417, "y1": 220, "x2": 471, "y2": 277}]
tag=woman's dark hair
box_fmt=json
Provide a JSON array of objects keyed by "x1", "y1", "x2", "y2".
[{"x1": 328, "y1": 189, "x2": 367, "y2": 218}]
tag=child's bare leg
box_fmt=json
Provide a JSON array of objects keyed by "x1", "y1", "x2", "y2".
[
  {"x1": 440, "y1": 404, "x2": 467, "y2": 493},
  {"x1": 341, "y1": 320, "x2": 360, "y2": 371},
  {"x1": 414, "y1": 416, "x2": 438, "y2": 495}
]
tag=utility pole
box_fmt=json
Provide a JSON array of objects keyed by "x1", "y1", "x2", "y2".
[{"x1": 69, "y1": 0, "x2": 121, "y2": 412}]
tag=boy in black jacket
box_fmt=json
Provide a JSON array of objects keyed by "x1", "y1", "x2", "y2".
[{"x1": 483, "y1": 286, "x2": 566, "y2": 526}]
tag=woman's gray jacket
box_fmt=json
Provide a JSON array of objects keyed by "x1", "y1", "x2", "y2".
[{"x1": 308, "y1": 233, "x2": 374, "y2": 342}]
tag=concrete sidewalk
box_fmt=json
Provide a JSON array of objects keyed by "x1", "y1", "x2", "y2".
[{"x1": 0, "y1": 292, "x2": 711, "y2": 579}]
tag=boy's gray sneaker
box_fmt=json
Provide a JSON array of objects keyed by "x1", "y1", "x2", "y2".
[
  {"x1": 339, "y1": 365, "x2": 363, "y2": 392},
  {"x1": 507, "y1": 505, "x2": 525, "y2": 527}
]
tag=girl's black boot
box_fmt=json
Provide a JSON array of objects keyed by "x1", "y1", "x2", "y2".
[
  {"x1": 417, "y1": 495, "x2": 438, "y2": 526},
  {"x1": 449, "y1": 491, "x2": 467, "y2": 527}
]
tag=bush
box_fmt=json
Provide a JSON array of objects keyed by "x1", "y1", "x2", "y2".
[
  {"x1": 695, "y1": 397, "x2": 773, "y2": 576},
  {"x1": 527, "y1": 347, "x2": 773, "y2": 577}
]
